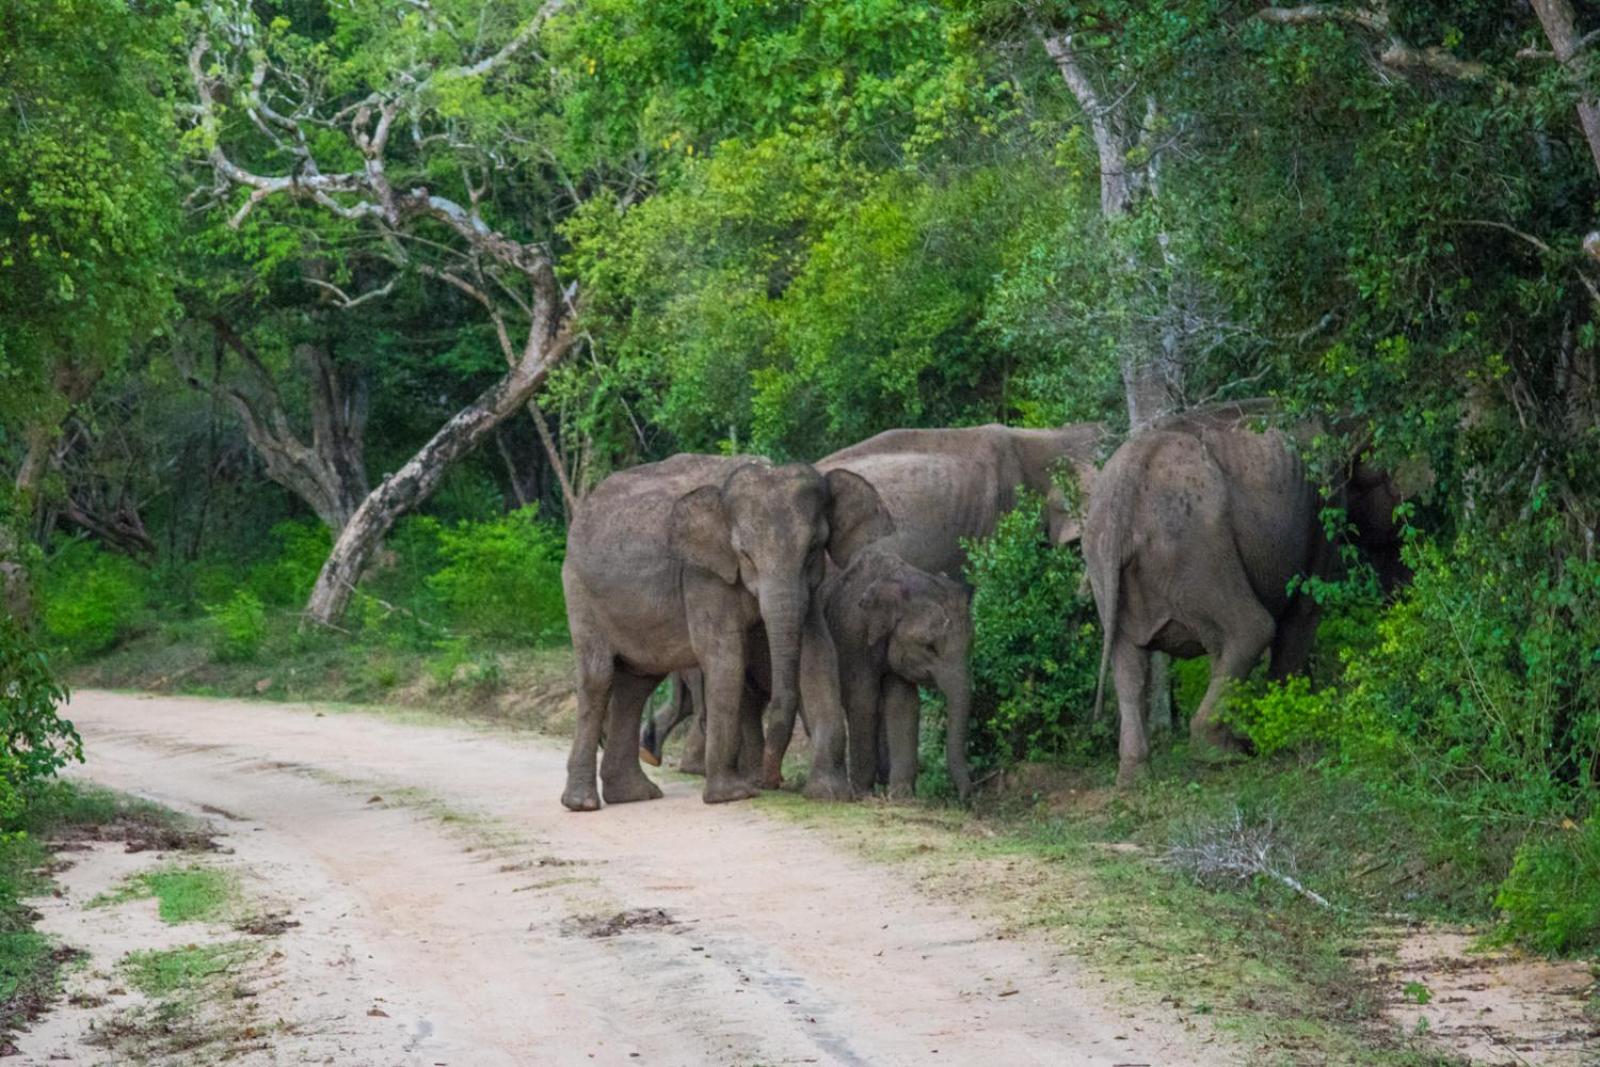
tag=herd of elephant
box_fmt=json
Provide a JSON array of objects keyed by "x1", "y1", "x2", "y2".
[{"x1": 559, "y1": 400, "x2": 1407, "y2": 812}]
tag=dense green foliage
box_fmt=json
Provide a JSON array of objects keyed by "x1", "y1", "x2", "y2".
[{"x1": 964, "y1": 494, "x2": 1102, "y2": 767}]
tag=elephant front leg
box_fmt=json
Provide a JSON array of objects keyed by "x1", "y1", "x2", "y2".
[
  {"x1": 700, "y1": 656, "x2": 761, "y2": 805},
  {"x1": 792, "y1": 601, "x2": 852, "y2": 801},
  {"x1": 880, "y1": 675, "x2": 921, "y2": 799},
  {"x1": 840, "y1": 659, "x2": 883, "y2": 797}
]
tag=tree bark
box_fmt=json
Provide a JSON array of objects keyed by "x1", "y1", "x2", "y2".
[
  {"x1": 0, "y1": 525, "x2": 30, "y2": 627},
  {"x1": 184, "y1": 320, "x2": 370, "y2": 532}
]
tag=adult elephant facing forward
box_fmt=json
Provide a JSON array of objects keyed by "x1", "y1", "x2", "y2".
[
  {"x1": 562, "y1": 455, "x2": 891, "y2": 810},
  {"x1": 1083, "y1": 403, "x2": 1407, "y2": 787}
]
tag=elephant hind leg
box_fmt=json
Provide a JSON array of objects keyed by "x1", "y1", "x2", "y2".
[
  {"x1": 600, "y1": 671, "x2": 666, "y2": 805},
  {"x1": 1189, "y1": 599, "x2": 1275, "y2": 757},
  {"x1": 563, "y1": 637, "x2": 613, "y2": 812},
  {"x1": 1112, "y1": 638, "x2": 1152, "y2": 788}
]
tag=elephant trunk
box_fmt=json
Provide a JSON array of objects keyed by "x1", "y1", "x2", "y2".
[
  {"x1": 938, "y1": 667, "x2": 973, "y2": 802},
  {"x1": 758, "y1": 579, "x2": 805, "y2": 781}
]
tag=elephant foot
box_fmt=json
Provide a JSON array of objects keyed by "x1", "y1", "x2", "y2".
[
  {"x1": 703, "y1": 775, "x2": 761, "y2": 804},
  {"x1": 678, "y1": 753, "x2": 706, "y2": 776},
  {"x1": 1189, "y1": 724, "x2": 1245, "y2": 764},
  {"x1": 760, "y1": 750, "x2": 785, "y2": 790},
  {"x1": 601, "y1": 772, "x2": 664, "y2": 805},
  {"x1": 561, "y1": 781, "x2": 602, "y2": 812},
  {"x1": 1115, "y1": 758, "x2": 1151, "y2": 790},
  {"x1": 802, "y1": 770, "x2": 854, "y2": 802},
  {"x1": 638, "y1": 746, "x2": 662, "y2": 768}
]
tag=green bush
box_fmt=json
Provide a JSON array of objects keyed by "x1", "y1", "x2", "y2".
[
  {"x1": 38, "y1": 540, "x2": 147, "y2": 657},
  {"x1": 245, "y1": 521, "x2": 332, "y2": 607},
  {"x1": 205, "y1": 591, "x2": 267, "y2": 663},
  {"x1": 1225, "y1": 677, "x2": 1346, "y2": 758},
  {"x1": 425, "y1": 507, "x2": 566, "y2": 643},
  {"x1": 1334, "y1": 534, "x2": 1600, "y2": 822},
  {"x1": 0, "y1": 617, "x2": 81, "y2": 822},
  {"x1": 1495, "y1": 821, "x2": 1600, "y2": 955},
  {"x1": 964, "y1": 494, "x2": 1103, "y2": 768}
]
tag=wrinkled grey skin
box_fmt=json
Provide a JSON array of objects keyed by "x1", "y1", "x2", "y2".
[
  {"x1": 825, "y1": 544, "x2": 974, "y2": 800},
  {"x1": 1083, "y1": 402, "x2": 1406, "y2": 787},
  {"x1": 816, "y1": 423, "x2": 1107, "y2": 579},
  {"x1": 562, "y1": 454, "x2": 892, "y2": 810}
]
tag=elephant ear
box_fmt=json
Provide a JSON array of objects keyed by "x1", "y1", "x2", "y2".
[
  {"x1": 825, "y1": 469, "x2": 894, "y2": 566},
  {"x1": 859, "y1": 577, "x2": 911, "y2": 647},
  {"x1": 668, "y1": 485, "x2": 739, "y2": 585}
]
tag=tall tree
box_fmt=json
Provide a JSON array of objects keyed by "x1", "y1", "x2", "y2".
[
  {"x1": 186, "y1": 0, "x2": 609, "y2": 623},
  {"x1": 0, "y1": 0, "x2": 180, "y2": 534}
]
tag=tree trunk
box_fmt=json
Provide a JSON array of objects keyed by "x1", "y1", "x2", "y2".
[
  {"x1": 303, "y1": 329, "x2": 573, "y2": 626},
  {"x1": 0, "y1": 525, "x2": 30, "y2": 627},
  {"x1": 189, "y1": 321, "x2": 370, "y2": 532}
]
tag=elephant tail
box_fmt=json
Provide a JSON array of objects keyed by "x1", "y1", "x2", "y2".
[
  {"x1": 1092, "y1": 559, "x2": 1116, "y2": 721},
  {"x1": 1084, "y1": 450, "x2": 1136, "y2": 723}
]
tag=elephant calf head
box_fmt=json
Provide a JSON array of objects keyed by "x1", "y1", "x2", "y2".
[{"x1": 852, "y1": 551, "x2": 975, "y2": 799}]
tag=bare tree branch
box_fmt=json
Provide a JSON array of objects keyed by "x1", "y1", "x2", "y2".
[{"x1": 1256, "y1": 4, "x2": 1491, "y2": 81}]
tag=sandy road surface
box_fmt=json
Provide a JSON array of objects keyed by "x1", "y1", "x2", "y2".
[{"x1": 27, "y1": 690, "x2": 1229, "y2": 1066}]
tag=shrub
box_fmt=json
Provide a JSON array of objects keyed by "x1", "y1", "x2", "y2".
[
  {"x1": 964, "y1": 494, "x2": 1103, "y2": 768},
  {"x1": 1495, "y1": 821, "x2": 1600, "y2": 955},
  {"x1": 1224, "y1": 677, "x2": 1346, "y2": 758},
  {"x1": 426, "y1": 507, "x2": 566, "y2": 642},
  {"x1": 245, "y1": 521, "x2": 332, "y2": 607},
  {"x1": 38, "y1": 540, "x2": 147, "y2": 657},
  {"x1": 205, "y1": 591, "x2": 267, "y2": 663},
  {"x1": 0, "y1": 617, "x2": 81, "y2": 823},
  {"x1": 1334, "y1": 533, "x2": 1600, "y2": 822}
]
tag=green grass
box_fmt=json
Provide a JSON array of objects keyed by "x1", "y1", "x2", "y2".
[
  {"x1": 92, "y1": 866, "x2": 237, "y2": 924},
  {"x1": 121, "y1": 942, "x2": 254, "y2": 998},
  {"x1": 0, "y1": 782, "x2": 206, "y2": 1037},
  {"x1": 757, "y1": 750, "x2": 1467, "y2": 1066}
]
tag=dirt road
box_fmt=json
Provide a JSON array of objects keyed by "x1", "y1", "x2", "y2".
[{"x1": 25, "y1": 690, "x2": 1228, "y2": 1066}]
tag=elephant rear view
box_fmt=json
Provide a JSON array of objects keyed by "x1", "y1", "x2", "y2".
[
  {"x1": 1084, "y1": 404, "x2": 1405, "y2": 786},
  {"x1": 561, "y1": 454, "x2": 892, "y2": 810}
]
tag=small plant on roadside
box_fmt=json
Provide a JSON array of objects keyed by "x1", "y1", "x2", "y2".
[
  {"x1": 0, "y1": 616, "x2": 81, "y2": 822},
  {"x1": 1166, "y1": 807, "x2": 1330, "y2": 909},
  {"x1": 204, "y1": 591, "x2": 267, "y2": 664},
  {"x1": 1494, "y1": 819, "x2": 1600, "y2": 955},
  {"x1": 93, "y1": 865, "x2": 237, "y2": 924}
]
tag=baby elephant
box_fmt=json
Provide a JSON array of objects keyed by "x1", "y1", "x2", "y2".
[{"x1": 825, "y1": 544, "x2": 974, "y2": 800}]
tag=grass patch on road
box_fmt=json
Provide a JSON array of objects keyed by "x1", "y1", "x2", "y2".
[
  {"x1": 92, "y1": 866, "x2": 238, "y2": 924},
  {"x1": 0, "y1": 782, "x2": 209, "y2": 1048},
  {"x1": 757, "y1": 757, "x2": 1455, "y2": 1067},
  {"x1": 122, "y1": 942, "x2": 255, "y2": 998}
]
